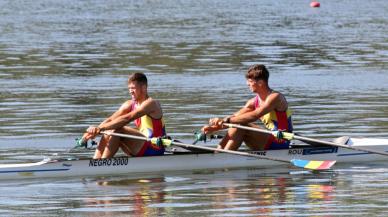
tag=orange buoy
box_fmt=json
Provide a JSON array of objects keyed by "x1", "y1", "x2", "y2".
[{"x1": 310, "y1": 1, "x2": 320, "y2": 8}]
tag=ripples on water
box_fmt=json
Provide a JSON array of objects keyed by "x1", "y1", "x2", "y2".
[{"x1": 0, "y1": 0, "x2": 388, "y2": 216}]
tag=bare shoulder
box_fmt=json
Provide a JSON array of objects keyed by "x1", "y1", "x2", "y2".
[
  {"x1": 245, "y1": 96, "x2": 257, "y2": 108},
  {"x1": 143, "y1": 97, "x2": 163, "y2": 118},
  {"x1": 269, "y1": 91, "x2": 285, "y2": 100},
  {"x1": 269, "y1": 91, "x2": 288, "y2": 110},
  {"x1": 144, "y1": 97, "x2": 161, "y2": 107},
  {"x1": 119, "y1": 100, "x2": 134, "y2": 111},
  {"x1": 141, "y1": 98, "x2": 163, "y2": 114}
]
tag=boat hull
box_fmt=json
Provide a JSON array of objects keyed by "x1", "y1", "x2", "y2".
[{"x1": 0, "y1": 137, "x2": 387, "y2": 180}]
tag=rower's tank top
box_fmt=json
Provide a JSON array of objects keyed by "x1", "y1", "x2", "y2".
[
  {"x1": 254, "y1": 95, "x2": 293, "y2": 132},
  {"x1": 131, "y1": 101, "x2": 166, "y2": 138}
]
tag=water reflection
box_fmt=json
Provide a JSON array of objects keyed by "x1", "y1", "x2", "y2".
[
  {"x1": 80, "y1": 178, "x2": 168, "y2": 216},
  {"x1": 70, "y1": 169, "x2": 338, "y2": 216},
  {"x1": 0, "y1": 163, "x2": 387, "y2": 216}
]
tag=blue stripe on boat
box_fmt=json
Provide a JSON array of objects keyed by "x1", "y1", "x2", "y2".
[
  {"x1": 337, "y1": 150, "x2": 388, "y2": 157},
  {"x1": 337, "y1": 152, "x2": 372, "y2": 157},
  {"x1": 0, "y1": 168, "x2": 70, "y2": 174}
]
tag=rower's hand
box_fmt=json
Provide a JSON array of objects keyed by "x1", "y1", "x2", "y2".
[
  {"x1": 86, "y1": 126, "x2": 101, "y2": 138},
  {"x1": 209, "y1": 118, "x2": 224, "y2": 127},
  {"x1": 79, "y1": 132, "x2": 93, "y2": 144},
  {"x1": 202, "y1": 117, "x2": 227, "y2": 133},
  {"x1": 201, "y1": 125, "x2": 222, "y2": 134}
]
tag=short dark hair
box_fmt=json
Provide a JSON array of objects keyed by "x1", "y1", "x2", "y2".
[
  {"x1": 245, "y1": 64, "x2": 269, "y2": 82},
  {"x1": 128, "y1": 72, "x2": 148, "y2": 86}
]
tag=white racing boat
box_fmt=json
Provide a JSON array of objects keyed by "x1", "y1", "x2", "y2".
[{"x1": 0, "y1": 136, "x2": 387, "y2": 180}]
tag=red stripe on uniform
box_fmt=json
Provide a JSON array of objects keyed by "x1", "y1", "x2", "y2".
[
  {"x1": 264, "y1": 135, "x2": 275, "y2": 150},
  {"x1": 275, "y1": 111, "x2": 288, "y2": 131},
  {"x1": 254, "y1": 95, "x2": 259, "y2": 108},
  {"x1": 134, "y1": 118, "x2": 141, "y2": 128},
  {"x1": 151, "y1": 119, "x2": 164, "y2": 137},
  {"x1": 135, "y1": 142, "x2": 149, "y2": 157}
]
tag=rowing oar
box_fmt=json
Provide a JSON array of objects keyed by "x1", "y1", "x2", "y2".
[
  {"x1": 224, "y1": 123, "x2": 388, "y2": 157},
  {"x1": 101, "y1": 131, "x2": 336, "y2": 171}
]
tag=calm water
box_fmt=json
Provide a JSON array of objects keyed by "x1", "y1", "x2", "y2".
[{"x1": 0, "y1": 0, "x2": 388, "y2": 216}]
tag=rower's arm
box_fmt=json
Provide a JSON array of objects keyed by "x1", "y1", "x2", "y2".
[
  {"x1": 230, "y1": 94, "x2": 279, "y2": 124},
  {"x1": 99, "y1": 99, "x2": 156, "y2": 131},
  {"x1": 83, "y1": 100, "x2": 133, "y2": 138},
  {"x1": 203, "y1": 98, "x2": 256, "y2": 133},
  {"x1": 232, "y1": 97, "x2": 255, "y2": 116},
  {"x1": 99, "y1": 100, "x2": 133, "y2": 125}
]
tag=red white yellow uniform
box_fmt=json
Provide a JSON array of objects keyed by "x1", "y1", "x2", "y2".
[
  {"x1": 254, "y1": 95, "x2": 293, "y2": 149},
  {"x1": 131, "y1": 102, "x2": 166, "y2": 156}
]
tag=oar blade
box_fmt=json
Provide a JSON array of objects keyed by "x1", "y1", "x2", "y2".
[{"x1": 291, "y1": 159, "x2": 336, "y2": 170}]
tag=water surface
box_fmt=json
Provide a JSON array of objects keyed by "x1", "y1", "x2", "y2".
[{"x1": 0, "y1": 0, "x2": 388, "y2": 216}]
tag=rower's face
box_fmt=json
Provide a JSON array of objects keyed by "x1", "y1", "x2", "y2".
[
  {"x1": 128, "y1": 81, "x2": 145, "y2": 100},
  {"x1": 246, "y1": 79, "x2": 258, "y2": 92},
  {"x1": 246, "y1": 78, "x2": 264, "y2": 92}
]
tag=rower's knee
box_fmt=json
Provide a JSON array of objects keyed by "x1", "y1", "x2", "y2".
[
  {"x1": 227, "y1": 128, "x2": 247, "y2": 139},
  {"x1": 224, "y1": 139, "x2": 242, "y2": 150},
  {"x1": 227, "y1": 127, "x2": 239, "y2": 135}
]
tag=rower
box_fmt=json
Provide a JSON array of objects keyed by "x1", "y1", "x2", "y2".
[
  {"x1": 81, "y1": 72, "x2": 167, "y2": 159},
  {"x1": 202, "y1": 64, "x2": 293, "y2": 151}
]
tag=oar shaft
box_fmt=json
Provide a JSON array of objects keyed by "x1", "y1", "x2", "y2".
[
  {"x1": 103, "y1": 131, "x2": 151, "y2": 142},
  {"x1": 225, "y1": 123, "x2": 388, "y2": 157},
  {"x1": 224, "y1": 123, "x2": 294, "y2": 139}
]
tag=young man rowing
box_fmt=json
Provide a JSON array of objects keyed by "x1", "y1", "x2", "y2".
[
  {"x1": 82, "y1": 72, "x2": 166, "y2": 159},
  {"x1": 202, "y1": 64, "x2": 293, "y2": 151}
]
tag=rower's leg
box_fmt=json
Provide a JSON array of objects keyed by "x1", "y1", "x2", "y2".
[
  {"x1": 93, "y1": 127, "x2": 146, "y2": 158},
  {"x1": 93, "y1": 134, "x2": 110, "y2": 159},
  {"x1": 223, "y1": 127, "x2": 245, "y2": 150},
  {"x1": 243, "y1": 132, "x2": 270, "y2": 150},
  {"x1": 117, "y1": 127, "x2": 144, "y2": 156},
  {"x1": 101, "y1": 135, "x2": 121, "y2": 158},
  {"x1": 217, "y1": 134, "x2": 230, "y2": 149},
  {"x1": 243, "y1": 124, "x2": 270, "y2": 151},
  {"x1": 120, "y1": 142, "x2": 134, "y2": 156}
]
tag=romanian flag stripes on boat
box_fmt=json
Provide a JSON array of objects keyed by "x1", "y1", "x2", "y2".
[{"x1": 291, "y1": 159, "x2": 336, "y2": 170}]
